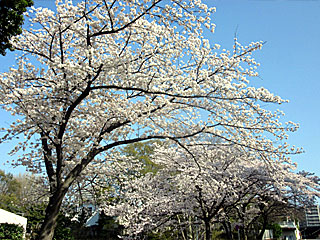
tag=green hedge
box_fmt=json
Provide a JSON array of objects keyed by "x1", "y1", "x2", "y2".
[{"x1": 0, "y1": 223, "x2": 24, "y2": 240}]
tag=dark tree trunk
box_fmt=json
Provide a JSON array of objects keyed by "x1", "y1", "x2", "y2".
[
  {"x1": 222, "y1": 221, "x2": 234, "y2": 240},
  {"x1": 240, "y1": 227, "x2": 246, "y2": 240},
  {"x1": 256, "y1": 216, "x2": 268, "y2": 240},
  {"x1": 38, "y1": 187, "x2": 68, "y2": 240},
  {"x1": 204, "y1": 220, "x2": 211, "y2": 240}
]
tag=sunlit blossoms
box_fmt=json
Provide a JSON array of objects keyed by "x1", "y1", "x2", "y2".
[
  {"x1": 104, "y1": 144, "x2": 319, "y2": 239},
  {"x1": 0, "y1": 0, "x2": 307, "y2": 239}
]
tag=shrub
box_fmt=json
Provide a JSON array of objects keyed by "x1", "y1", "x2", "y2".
[{"x1": 0, "y1": 223, "x2": 24, "y2": 240}]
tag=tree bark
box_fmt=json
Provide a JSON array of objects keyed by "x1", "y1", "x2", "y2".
[
  {"x1": 204, "y1": 220, "x2": 211, "y2": 240},
  {"x1": 222, "y1": 221, "x2": 234, "y2": 240},
  {"x1": 38, "y1": 187, "x2": 68, "y2": 240},
  {"x1": 256, "y1": 215, "x2": 268, "y2": 240}
]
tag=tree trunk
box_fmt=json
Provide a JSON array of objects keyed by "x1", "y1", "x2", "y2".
[
  {"x1": 240, "y1": 227, "x2": 247, "y2": 240},
  {"x1": 222, "y1": 221, "x2": 233, "y2": 240},
  {"x1": 256, "y1": 216, "x2": 268, "y2": 240},
  {"x1": 204, "y1": 220, "x2": 211, "y2": 240},
  {"x1": 38, "y1": 188, "x2": 67, "y2": 240}
]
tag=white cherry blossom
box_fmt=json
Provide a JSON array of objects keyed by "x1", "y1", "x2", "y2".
[{"x1": 0, "y1": 0, "x2": 302, "y2": 239}]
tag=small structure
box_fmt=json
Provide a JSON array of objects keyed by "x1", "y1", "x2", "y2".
[
  {"x1": 0, "y1": 208, "x2": 27, "y2": 239},
  {"x1": 85, "y1": 210, "x2": 100, "y2": 227},
  {"x1": 305, "y1": 205, "x2": 320, "y2": 227},
  {"x1": 300, "y1": 205, "x2": 320, "y2": 239}
]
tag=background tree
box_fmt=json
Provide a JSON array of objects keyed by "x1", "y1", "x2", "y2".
[
  {"x1": 0, "y1": 170, "x2": 21, "y2": 211},
  {"x1": 104, "y1": 144, "x2": 319, "y2": 240},
  {"x1": 121, "y1": 140, "x2": 162, "y2": 174},
  {"x1": 0, "y1": 170, "x2": 47, "y2": 212},
  {"x1": 221, "y1": 165, "x2": 319, "y2": 239},
  {"x1": 0, "y1": 0, "x2": 33, "y2": 55},
  {"x1": 0, "y1": 170, "x2": 50, "y2": 238},
  {"x1": 0, "y1": 0, "x2": 301, "y2": 239}
]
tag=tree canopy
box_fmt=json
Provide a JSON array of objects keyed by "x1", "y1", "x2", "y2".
[
  {"x1": 0, "y1": 0, "x2": 308, "y2": 239},
  {"x1": 0, "y1": 0, "x2": 33, "y2": 55},
  {"x1": 104, "y1": 144, "x2": 319, "y2": 239}
]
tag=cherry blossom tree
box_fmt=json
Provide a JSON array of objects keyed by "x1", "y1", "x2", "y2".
[
  {"x1": 106, "y1": 144, "x2": 253, "y2": 239},
  {"x1": 105, "y1": 144, "x2": 319, "y2": 240},
  {"x1": 224, "y1": 167, "x2": 319, "y2": 239},
  {"x1": 0, "y1": 0, "x2": 301, "y2": 239}
]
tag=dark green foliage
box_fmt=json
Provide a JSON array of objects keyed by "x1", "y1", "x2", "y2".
[
  {"x1": 145, "y1": 230, "x2": 179, "y2": 240},
  {"x1": 271, "y1": 223, "x2": 282, "y2": 239},
  {"x1": 266, "y1": 223, "x2": 282, "y2": 239},
  {"x1": 0, "y1": 223, "x2": 24, "y2": 240},
  {"x1": 53, "y1": 214, "x2": 74, "y2": 240},
  {"x1": 0, "y1": 0, "x2": 33, "y2": 55},
  {"x1": 95, "y1": 212, "x2": 123, "y2": 239},
  {"x1": 24, "y1": 204, "x2": 46, "y2": 240}
]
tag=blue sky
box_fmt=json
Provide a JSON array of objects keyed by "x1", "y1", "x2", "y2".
[
  {"x1": 205, "y1": 0, "x2": 320, "y2": 176},
  {"x1": 0, "y1": 0, "x2": 319, "y2": 176}
]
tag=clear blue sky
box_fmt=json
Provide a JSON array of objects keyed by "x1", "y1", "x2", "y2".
[
  {"x1": 0, "y1": 0, "x2": 319, "y2": 176},
  {"x1": 205, "y1": 0, "x2": 320, "y2": 177}
]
